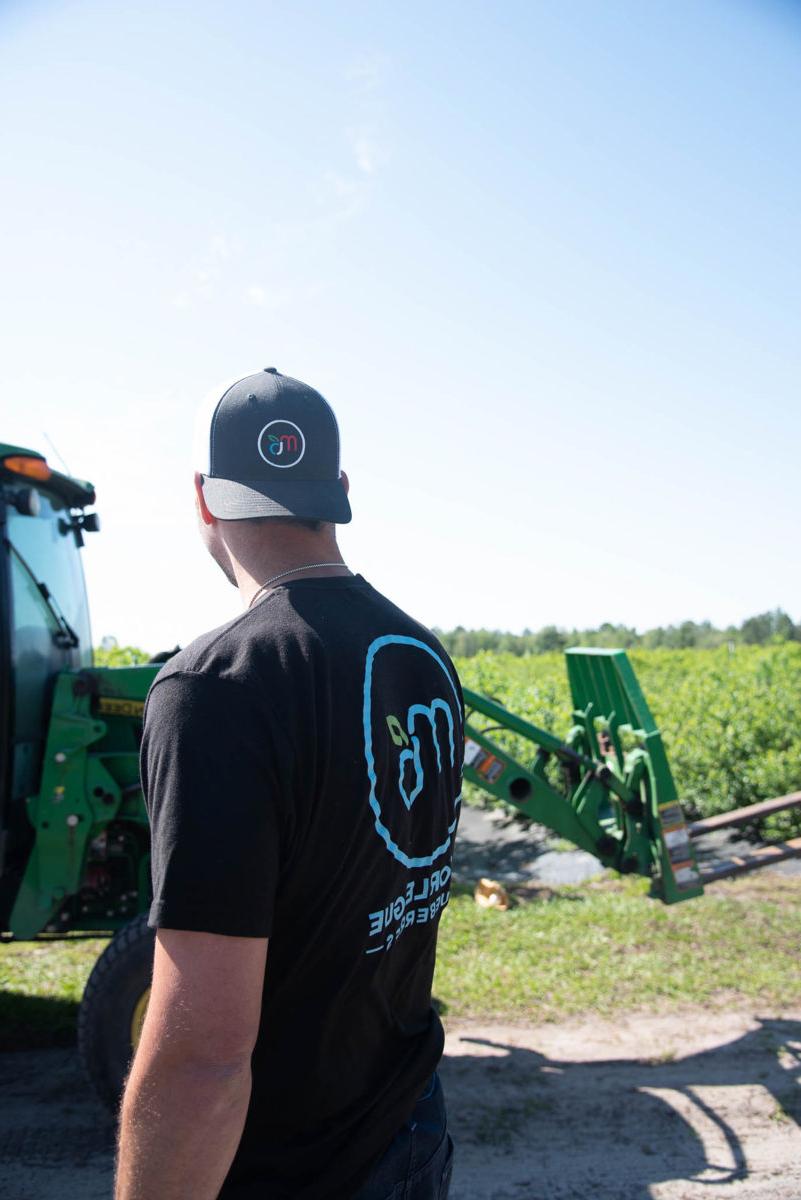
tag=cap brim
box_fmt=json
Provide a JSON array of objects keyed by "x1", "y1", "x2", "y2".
[{"x1": 201, "y1": 475, "x2": 352, "y2": 523}]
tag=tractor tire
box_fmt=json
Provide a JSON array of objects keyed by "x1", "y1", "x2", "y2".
[{"x1": 78, "y1": 913, "x2": 155, "y2": 1112}]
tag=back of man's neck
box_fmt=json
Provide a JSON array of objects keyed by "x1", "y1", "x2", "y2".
[{"x1": 236, "y1": 555, "x2": 351, "y2": 609}]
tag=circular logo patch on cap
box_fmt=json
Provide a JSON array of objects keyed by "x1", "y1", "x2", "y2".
[{"x1": 257, "y1": 420, "x2": 305, "y2": 469}]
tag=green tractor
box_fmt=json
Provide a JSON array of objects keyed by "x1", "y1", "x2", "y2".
[
  {"x1": 1, "y1": 445, "x2": 159, "y2": 1107},
  {"x1": 3, "y1": 445, "x2": 800, "y2": 1110}
]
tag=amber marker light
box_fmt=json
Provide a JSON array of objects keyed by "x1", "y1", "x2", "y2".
[{"x1": 2, "y1": 455, "x2": 52, "y2": 481}]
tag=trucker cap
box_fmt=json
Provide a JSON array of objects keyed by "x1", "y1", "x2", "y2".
[{"x1": 193, "y1": 367, "x2": 351, "y2": 523}]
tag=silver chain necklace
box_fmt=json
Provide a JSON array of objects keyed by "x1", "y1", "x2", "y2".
[{"x1": 248, "y1": 562, "x2": 350, "y2": 609}]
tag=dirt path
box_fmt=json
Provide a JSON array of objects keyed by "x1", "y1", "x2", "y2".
[
  {"x1": 2, "y1": 1008, "x2": 801, "y2": 1199},
  {"x1": 441, "y1": 1009, "x2": 801, "y2": 1199}
]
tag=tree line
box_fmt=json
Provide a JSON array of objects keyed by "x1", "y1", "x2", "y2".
[
  {"x1": 434, "y1": 608, "x2": 800, "y2": 658},
  {"x1": 97, "y1": 609, "x2": 800, "y2": 665}
]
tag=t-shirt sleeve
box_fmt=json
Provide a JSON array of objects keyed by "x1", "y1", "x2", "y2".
[{"x1": 141, "y1": 670, "x2": 290, "y2": 937}]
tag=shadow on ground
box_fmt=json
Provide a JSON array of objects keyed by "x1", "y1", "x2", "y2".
[
  {"x1": 1, "y1": 1016, "x2": 800, "y2": 1199},
  {"x1": 0, "y1": 992, "x2": 80, "y2": 1052},
  {"x1": 452, "y1": 806, "x2": 601, "y2": 887},
  {"x1": 441, "y1": 1017, "x2": 801, "y2": 1200}
]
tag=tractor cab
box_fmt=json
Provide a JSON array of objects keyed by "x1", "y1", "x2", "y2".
[{"x1": 0, "y1": 445, "x2": 98, "y2": 927}]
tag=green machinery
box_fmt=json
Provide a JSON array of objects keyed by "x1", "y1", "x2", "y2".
[
  {"x1": 462, "y1": 660, "x2": 801, "y2": 896},
  {"x1": 462, "y1": 657, "x2": 704, "y2": 906},
  {"x1": 2, "y1": 445, "x2": 800, "y2": 1105},
  {"x1": 0, "y1": 446, "x2": 156, "y2": 942}
]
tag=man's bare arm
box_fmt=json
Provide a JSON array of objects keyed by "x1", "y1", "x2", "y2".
[{"x1": 116, "y1": 928, "x2": 268, "y2": 1200}]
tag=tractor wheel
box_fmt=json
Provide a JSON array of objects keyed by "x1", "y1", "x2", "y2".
[{"x1": 78, "y1": 913, "x2": 155, "y2": 1111}]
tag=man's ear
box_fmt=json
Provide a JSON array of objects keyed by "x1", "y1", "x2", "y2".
[
  {"x1": 340, "y1": 470, "x2": 350, "y2": 496},
  {"x1": 194, "y1": 472, "x2": 215, "y2": 526}
]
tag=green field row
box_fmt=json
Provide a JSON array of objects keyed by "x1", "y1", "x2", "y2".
[{"x1": 455, "y1": 643, "x2": 801, "y2": 835}]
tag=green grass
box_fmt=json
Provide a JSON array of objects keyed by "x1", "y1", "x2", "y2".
[
  {"x1": 0, "y1": 934, "x2": 108, "y2": 1050},
  {"x1": 3, "y1": 875, "x2": 801, "y2": 1051},
  {"x1": 434, "y1": 874, "x2": 801, "y2": 1021}
]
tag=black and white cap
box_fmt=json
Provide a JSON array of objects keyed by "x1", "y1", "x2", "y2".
[{"x1": 193, "y1": 368, "x2": 351, "y2": 523}]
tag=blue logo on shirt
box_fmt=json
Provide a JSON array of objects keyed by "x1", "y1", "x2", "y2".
[{"x1": 363, "y1": 635, "x2": 462, "y2": 868}]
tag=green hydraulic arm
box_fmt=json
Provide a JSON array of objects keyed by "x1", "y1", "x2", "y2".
[{"x1": 461, "y1": 647, "x2": 704, "y2": 904}]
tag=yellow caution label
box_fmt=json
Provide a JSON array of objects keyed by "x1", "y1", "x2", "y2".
[{"x1": 97, "y1": 697, "x2": 146, "y2": 718}]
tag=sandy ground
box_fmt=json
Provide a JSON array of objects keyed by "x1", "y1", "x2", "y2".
[
  {"x1": 441, "y1": 1009, "x2": 801, "y2": 1200},
  {"x1": 2, "y1": 1007, "x2": 801, "y2": 1199}
]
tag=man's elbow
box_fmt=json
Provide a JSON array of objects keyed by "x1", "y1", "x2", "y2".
[
  {"x1": 129, "y1": 1038, "x2": 253, "y2": 1107},
  {"x1": 176, "y1": 1052, "x2": 253, "y2": 1091},
  {"x1": 153, "y1": 1033, "x2": 254, "y2": 1077},
  {"x1": 135, "y1": 1016, "x2": 256, "y2": 1083}
]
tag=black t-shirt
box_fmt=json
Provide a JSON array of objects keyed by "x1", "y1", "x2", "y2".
[{"x1": 141, "y1": 575, "x2": 464, "y2": 1199}]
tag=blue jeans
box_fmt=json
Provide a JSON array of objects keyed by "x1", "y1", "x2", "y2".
[{"x1": 353, "y1": 1074, "x2": 453, "y2": 1200}]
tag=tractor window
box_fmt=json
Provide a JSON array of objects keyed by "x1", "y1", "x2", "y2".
[
  {"x1": 7, "y1": 489, "x2": 92, "y2": 802},
  {"x1": 7, "y1": 491, "x2": 92, "y2": 666}
]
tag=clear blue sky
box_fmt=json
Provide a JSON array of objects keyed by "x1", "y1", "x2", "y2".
[{"x1": 2, "y1": 0, "x2": 799, "y2": 650}]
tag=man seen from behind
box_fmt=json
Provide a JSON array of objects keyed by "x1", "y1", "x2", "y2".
[{"x1": 115, "y1": 367, "x2": 463, "y2": 1199}]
